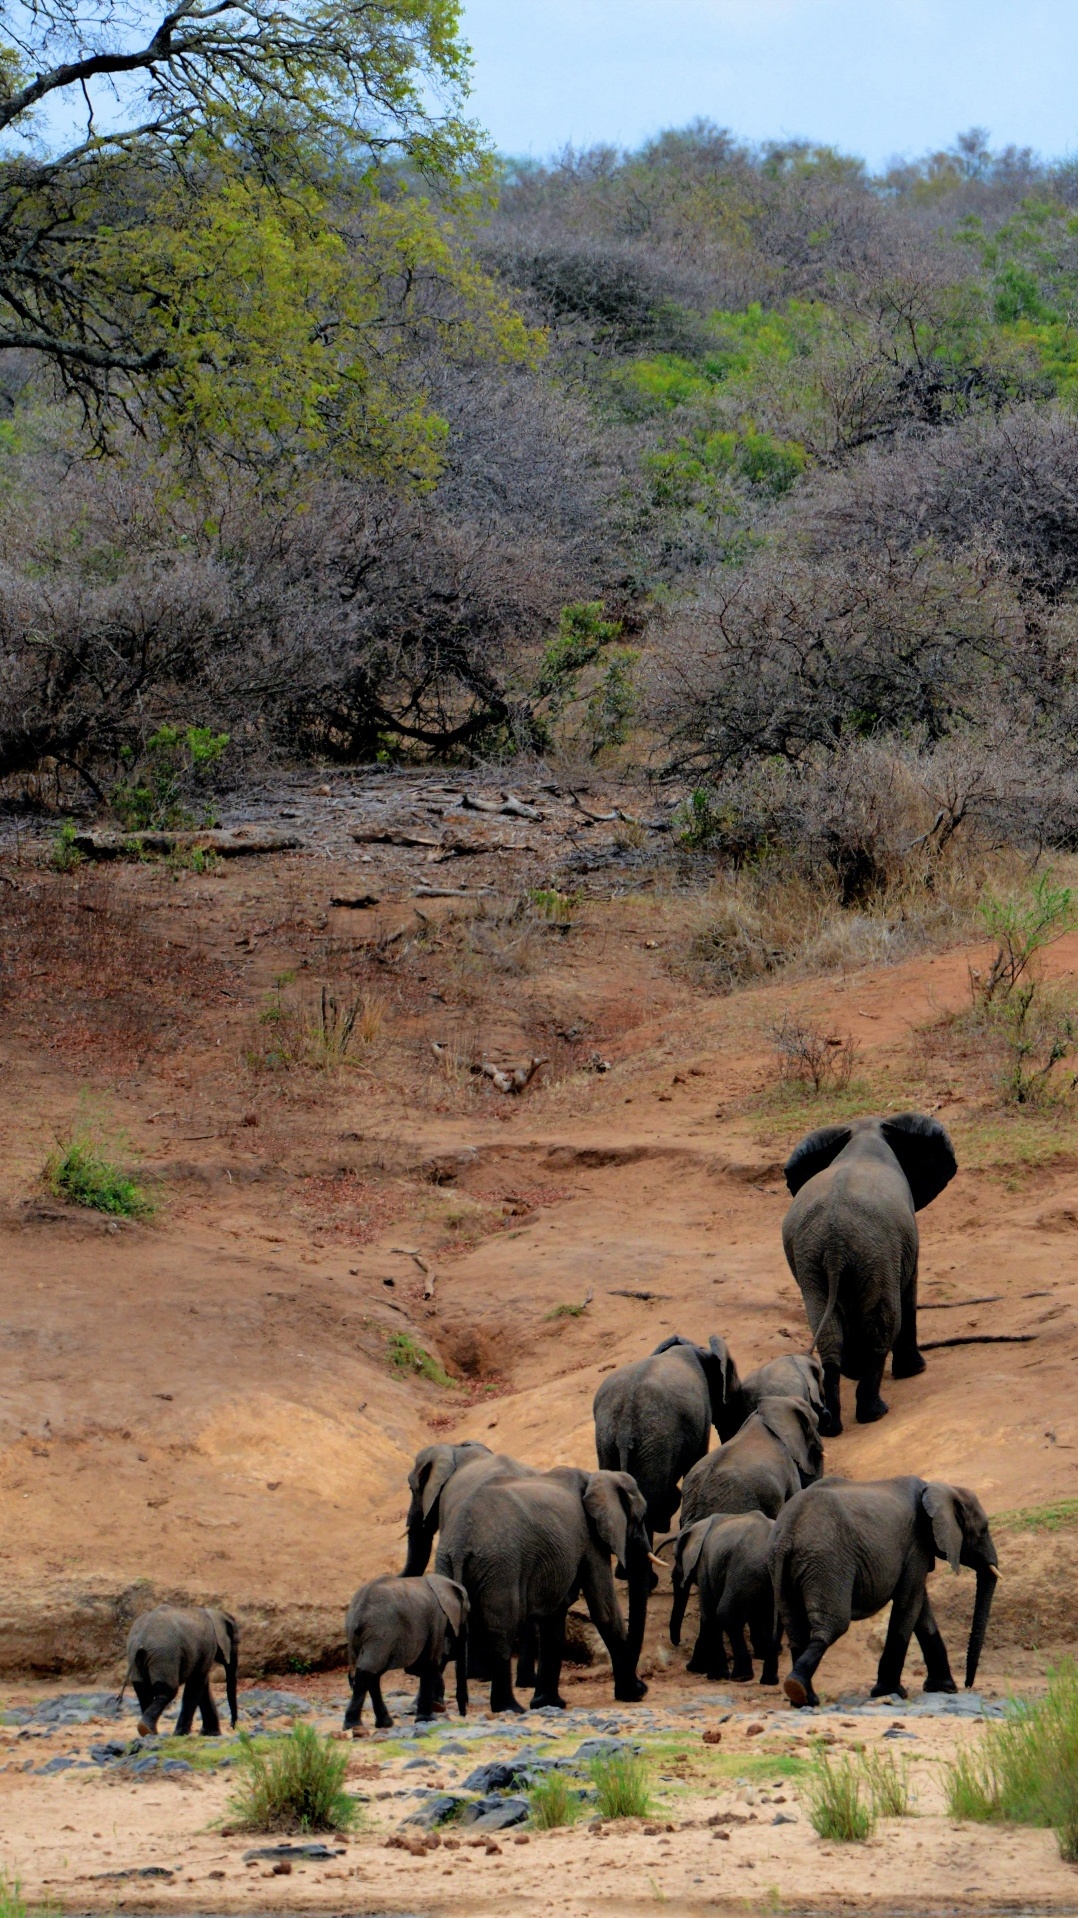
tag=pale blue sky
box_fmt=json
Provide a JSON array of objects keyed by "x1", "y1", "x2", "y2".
[{"x1": 459, "y1": 0, "x2": 1078, "y2": 170}]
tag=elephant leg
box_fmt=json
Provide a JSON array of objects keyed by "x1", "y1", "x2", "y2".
[
  {"x1": 854, "y1": 1362, "x2": 889, "y2": 1425},
  {"x1": 531, "y1": 1608, "x2": 568, "y2": 1710},
  {"x1": 175, "y1": 1674, "x2": 205, "y2": 1736},
  {"x1": 198, "y1": 1684, "x2": 222, "y2": 1735},
  {"x1": 820, "y1": 1362, "x2": 843, "y2": 1437},
  {"x1": 415, "y1": 1662, "x2": 438, "y2": 1722},
  {"x1": 367, "y1": 1675, "x2": 392, "y2": 1729},
  {"x1": 137, "y1": 1683, "x2": 175, "y2": 1737},
  {"x1": 686, "y1": 1628, "x2": 713, "y2": 1675},
  {"x1": 489, "y1": 1656, "x2": 524, "y2": 1715},
  {"x1": 516, "y1": 1620, "x2": 539, "y2": 1691},
  {"x1": 783, "y1": 1582, "x2": 851, "y2": 1709},
  {"x1": 891, "y1": 1268, "x2": 926, "y2": 1379},
  {"x1": 343, "y1": 1672, "x2": 369, "y2": 1731},
  {"x1": 914, "y1": 1593, "x2": 958, "y2": 1694},
  {"x1": 758, "y1": 1622, "x2": 781, "y2": 1689},
  {"x1": 783, "y1": 1634, "x2": 831, "y2": 1709},
  {"x1": 728, "y1": 1619, "x2": 754, "y2": 1682}
]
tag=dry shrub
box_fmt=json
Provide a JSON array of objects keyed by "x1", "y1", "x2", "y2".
[
  {"x1": 0, "y1": 873, "x2": 226, "y2": 1061},
  {"x1": 772, "y1": 1015, "x2": 859, "y2": 1092}
]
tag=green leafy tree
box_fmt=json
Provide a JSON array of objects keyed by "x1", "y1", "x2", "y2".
[{"x1": 0, "y1": 0, "x2": 538, "y2": 476}]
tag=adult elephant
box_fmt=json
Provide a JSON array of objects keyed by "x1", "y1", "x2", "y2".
[
  {"x1": 123, "y1": 1605, "x2": 239, "y2": 1737},
  {"x1": 678, "y1": 1396, "x2": 823, "y2": 1527},
  {"x1": 782, "y1": 1113, "x2": 957, "y2": 1434},
  {"x1": 402, "y1": 1441, "x2": 496, "y2": 1576},
  {"x1": 770, "y1": 1475, "x2": 1000, "y2": 1707},
  {"x1": 436, "y1": 1466, "x2": 653, "y2": 1714},
  {"x1": 593, "y1": 1335, "x2": 737, "y2": 1540}
]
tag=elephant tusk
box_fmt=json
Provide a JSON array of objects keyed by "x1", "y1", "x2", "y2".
[
  {"x1": 647, "y1": 1553, "x2": 668, "y2": 1572},
  {"x1": 988, "y1": 1564, "x2": 1002, "y2": 1579}
]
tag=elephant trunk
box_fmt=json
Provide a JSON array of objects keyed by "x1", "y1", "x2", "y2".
[
  {"x1": 668, "y1": 1574, "x2": 690, "y2": 1648},
  {"x1": 454, "y1": 1620, "x2": 469, "y2": 1717},
  {"x1": 402, "y1": 1507, "x2": 434, "y2": 1577},
  {"x1": 226, "y1": 1643, "x2": 239, "y2": 1729},
  {"x1": 625, "y1": 1545, "x2": 650, "y2": 1672},
  {"x1": 965, "y1": 1562, "x2": 998, "y2": 1690}
]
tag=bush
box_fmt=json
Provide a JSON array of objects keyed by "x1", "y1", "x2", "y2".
[
  {"x1": 772, "y1": 1015, "x2": 858, "y2": 1093},
  {"x1": 229, "y1": 1724, "x2": 360, "y2": 1834},
  {"x1": 386, "y1": 1332, "x2": 454, "y2": 1388},
  {"x1": 590, "y1": 1752, "x2": 651, "y2": 1819},
  {"x1": 943, "y1": 1659, "x2": 1078, "y2": 1859},
  {"x1": 529, "y1": 1772, "x2": 582, "y2": 1829},
  {"x1": 45, "y1": 1139, "x2": 152, "y2": 1218},
  {"x1": 49, "y1": 820, "x2": 82, "y2": 874},
  {"x1": 802, "y1": 1752, "x2": 876, "y2": 1841}
]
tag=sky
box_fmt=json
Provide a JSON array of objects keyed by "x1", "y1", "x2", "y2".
[{"x1": 458, "y1": 0, "x2": 1078, "y2": 171}]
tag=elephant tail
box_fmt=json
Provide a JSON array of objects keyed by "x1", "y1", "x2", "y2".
[
  {"x1": 808, "y1": 1247, "x2": 843, "y2": 1359},
  {"x1": 116, "y1": 1645, "x2": 146, "y2": 1709}
]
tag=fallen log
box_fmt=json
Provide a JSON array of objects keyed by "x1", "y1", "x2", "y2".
[
  {"x1": 352, "y1": 826, "x2": 441, "y2": 848},
  {"x1": 75, "y1": 827, "x2": 303, "y2": 859},
  {"x1": 329, "y1": 893, "x2": 381, "y2": 908},
  {"x1": 920, "y1": 1295, "x2": 1003, "y2": 1310},
  {"x1": 920, "y1": 1333, "x2": 1036, "y2": 1350}
]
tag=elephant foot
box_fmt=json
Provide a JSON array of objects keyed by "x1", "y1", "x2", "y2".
[
  {"x1": 855, "y1": 1390, "x2": 889, "y2": 1424},
  {"x1": 891, "y1": 1349, "x2": 926, "y2": 1380},
  {"x1": 730, "y1": 1668, "x2": 754, "y2": 1683},
  {"x1": 870, "y1": 1682, "x2": 907, "y2": 1700},
  {"x1": 686, "y1": 1654, "x2": 708, "y2": 1675},
  {"x1": 818, "y1": 1409, "x2": 843, "y2": 1437},
  {"x1": 783, "y1": 1674, "x2": 819, "y2": 1709},
  {"x1": 374, "y1": 1714, "x2": 394, "y2": 1729},
  {"x1": 707, "y1": 1667, "x2": 731, "y2": 1683},
  {"x1": 530, "y1": 1691, "x2": 566, "y2": 1710},
  {"x1": 492, "y1": 1698, "x2": 526, "y2": 1715},
  {"x1": 614, "y1": 1677, "x2": 648, "y2": 1702},
  {"x1": 923, "y1": 1677, "x2": 958, "y2": 1694},
  {"x1": 136, "y1": 1718, "x2": 155, "y2": 1738},
  {"x1": 760, "y1": 1669, "x2": 779, "y2": 1687}
]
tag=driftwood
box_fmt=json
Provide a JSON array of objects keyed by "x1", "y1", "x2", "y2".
[
  {"x1": 413, "y1": 886, "x2": 493, "y2": 899},
  {"x1": 920, "y1": 1295, "x2": 1003, "y2": 1310},
  {"x1": 329, "y1": 893, "x2": 381, "y2": 908},
  {"x1": 352, "y1": 827, "x2": 441, "y2": 848},
  {"x1": 920, "y1": 1333, "x2": 1036, "y2": 1350},
  {"x1": 608, "y1": 1288, "x2": 670, "y2": 1302},
  {"x1": 462, "y1": 794, "x2": 543, "y2": 820},
  {"x1": 75, "y1": 828, "x2": 302, "y2": 859}
]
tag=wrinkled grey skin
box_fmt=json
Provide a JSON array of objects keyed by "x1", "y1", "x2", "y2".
[
  {"x1": 668, "y1": 1510, "x2": 779, "y2": 1684},
  {"x1": 343, "y1": 1573, "x2": 469, "y2": 1730},
  {"x1": 678, "y1": 1397, "x2": 823, "y2": 1528},
  {"x1": 770, "y1": 1475, "x2": 999, "y2": 1708},
  {"x1": 123, "y1": 1605, "x2": 238, "y2": 1736},
  {"x1": 593, "y1": 1336, "x2": 736, "y2": 1539},
  {"x1": 402, "y1": 1441, "x2": 497, "y2": 1576},
  {"x1": 436, "y1": 1467, "x2": 651, "y2": 1714},
  {"x1": 782, "y1": 1112, "x2": 957, "y2": 1435},
  {"x1": 729, "y1": 1353, "x2": 825, "y2": 1429}
]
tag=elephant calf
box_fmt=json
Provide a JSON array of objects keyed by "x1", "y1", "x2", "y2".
[
  {"x1": 668, "y1": 1510, "x2": 779, "y2": 1685},
  {"x1": 729, "y1": 1353, "x2": 824, "y2": 1428},
  {"x1": 124, "y1": 1605, "x2": 238, "y2": 1737},
  {"x1": 770, "y1": 1475, "x2": 1000, "y2": 1708},
  {"x1": 344, "y1": 1573, "x2": 469, "y2": 1730},
  {"x1": 679, "y1": 1396, "x2": 823, "y2": 1528}
]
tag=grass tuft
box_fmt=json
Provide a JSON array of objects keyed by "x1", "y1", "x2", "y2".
[
  {"x1": 0, "y1": 1879, "x2": 30, "y2": 1918},
  {"x1": 529, "y1": 1772, "x2": 582, "y2": 1828},
  {"x1": 386, "y1": 1330, "x2": 454, "y2": 1388},
  {"x1": 45, "y1": 1138, "x2": 152, "y2": 1217},
  {"x1": 802, "y1": 1752, "x2": 876, "y2": 1842},
  {"x1": 862, "y1": 1748, "x2": 913, "y2": 1817},
  {"x1": 591, "y1": 1751, "x2": 651, "y2": 1819},
  {"x1": 996, "y1": 1498, "x2": 1078, "y2": 1533},
  {"x1": 943, "y1": 1660, "x2": 1078, "y2": 1859},
  {"x1": 229, "y1": 1723, "x2": 360, "y2": 1833}
]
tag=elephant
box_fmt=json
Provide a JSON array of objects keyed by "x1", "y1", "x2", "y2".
[
  {"x1": 782, "y1": 1112, "x2": 957, "y2": 1434},
  {"x1": 593, "y1": 1335, "x2": 737, "y2": 1540},
  {"x1": 436, "y1": 1466, "x2": 654, "y2": 1714},
  {"x1": 678, "y1": 1396, "x2": 823, "y2": 1528},
  {"x1": 667, "y1": 1510, "x2": 779, "y2": 1685},
  {"x1": 343, "y1": 1573, "x2": 469, "y2": 1730},
  {"x1": 769, "y1": 1474, "x2": 1000, "y2": 1708},
  {"x1": 402, "y1": 1441, "x2": 495, "y2": 1575},
  {"x1": 729, "y1": 1353, "x2": 825, "y2": 1428},
  {"x1": 123, "y1": 1604, "x2": 239, "y2": 1737}
]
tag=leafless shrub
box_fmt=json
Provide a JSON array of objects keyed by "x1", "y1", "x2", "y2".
[{"x1": 772, "y1": 1015, "x2": 859, "y2": 1092}]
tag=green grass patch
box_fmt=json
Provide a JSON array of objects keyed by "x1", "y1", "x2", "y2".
[
  {"x1": 591, "y1": 1751, "x2": 651, "y2": 1819},
  {"x1": 995, "y1": 1499, "x2": 1078, "y2": 1533},
  {"x1": 942, "y1": 1660, "x2": 1078, "y2": 1860},
  {"x1": 229, "y1": 1723, "x2": 361, "y2": 1834},
  {"x1": 529, "y1": 1772, "x2": 582, "y2": 1828},
  {"x1": 385, "y1": 1331, "x2": 454, "y2": 1388},
  {"x1": 861, "y1": 1748, "x2": 913, "y2": 1817},
  {"x1": 545, "y1": 1301, "x2": 588, "y2": 1320},
  {"x1": 802, "y1": 1752, "x2": 876, "y2": 1842},
  {"x1": 44, "y1": 1140, "x2": 153, "y2": 1218}
]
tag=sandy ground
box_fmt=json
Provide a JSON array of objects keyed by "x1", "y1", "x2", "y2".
[{"x1": 4, "y1": 771, "x2": 1078, "y2": 1908}]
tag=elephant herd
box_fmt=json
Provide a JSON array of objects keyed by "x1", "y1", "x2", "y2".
[{"x1": 123, "y1": 1110, "x2": 1000, "y2": 1733}]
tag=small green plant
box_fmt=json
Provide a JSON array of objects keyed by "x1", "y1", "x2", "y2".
[
  {"x1": 974, "y1": 871, "x2": 1077, "y2": 1006},
  {"x1": 996, "y1": 1498, "x2": 1078, "y2": 1532},
  {"x1": 49, "y1": 819, "x2": 82, "y2": 873},
  {"x1": 166, "y1": 844, "x2": 222, "y2": 876},
  {"x1": 545, "y1": 1300, "x2": 589, "y2": 1320},
  {"x1": 802, "y1": 1752, "x2": 876, "y2": 1841},
  {"x1": 530, "y1": 888, "x2": 578, "y2": 923},
  {"x1": 531, "y1": 601, "x2": 624, "y2": 746},
  {"x1": 529, "y1": 1771, "x2": 582, "y2": 1829},
  {"x1": 45, "y1": 1138, "x2": 152, "y2": 1218},
  {"x1": 386, "y1": 1331, "x2": 454, "y2": 1388},
  {"x1": 942, "y1": 1660, "x2": 1078, "y2": 1858},
  {"x1": 229, "y1": 1723, "x2": 360, "y2": 1833},
  {"x1": 111, "y1": 724, "x2": 229, "y2": 833},
  {"x1": 591, "y1": 1751, "x2": 651, "y2": 1819},
  {"x1": 0, "y1": 1878, "x2": 30, "y2": 1918},
  {"x1": 862, "y1": 1748, "x2": 913, "y2": 1817},
  {"x1": 585, "y1": 646, "x2": 639, "y2": 755},
  {"x1": 306, "y1": 987, "x2": 383, "y2": 1067}
]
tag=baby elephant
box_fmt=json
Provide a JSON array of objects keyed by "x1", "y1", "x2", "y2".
[
  {"x1": 679, "y1": 1396, "x2": 823, "y2": 1527},
  {"x1": 344, "y1": 1573, "x2": 468, "y2": 1731},
  {"x1": 124, "y1": 1605, "x2": 239, "y2": 1737},
  {"x1": 668, "y1": 1511, "x2": 779, "y2": 1684}
]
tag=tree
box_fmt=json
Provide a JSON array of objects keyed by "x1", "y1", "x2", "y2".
[{"x1": 0, "y1": 0, "x2": 536, "y2": 475}]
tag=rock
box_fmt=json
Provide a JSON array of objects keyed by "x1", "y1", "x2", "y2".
[
  {"x1": 242, "y1": 1844, "x2": 345, "y2": 1861},
  {"x1": 459, "y1": 1795, "x2": 529, "y2": 1831},
  {"x1": 403, "y1": 1794, "x2": 465, "y2": 1829},
  {"x1": 772, "y1": 1812, "x2": 797, "y2": 1825},
  {"x1": 572, "y1": 1737, "x2": 640, "y2": 1762},
  {"x1": 37, "y1": 1755, "x2": 78, "y2": 1773},
  {"x1": 461, "y1": 1761, "x2": 518, "y2": 1793}
]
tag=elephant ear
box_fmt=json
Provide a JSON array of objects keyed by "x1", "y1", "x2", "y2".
[
  {"x1": 795, "y1": 1353, "x2": 826, "y2": 1415},
  {"x1": 583, "y1": 1471, "x2": 639, "y2": 1566},
  {"x1": 675, "y1": 1518, "x2": 715, "y2": 1591},
  {"x1": 784, "y1": 1125, "x2": 853, "y2": 1197},
  {"x1": 650, "y1": 1334, "x2": 694, "y2": 1356},
  {"x1": 756, "y1": 1397, "x2": 819, "y2": 1478},
  {"x1": 413, "y1": 1446, "x2": 460, "y2": 1521},
  {"x1": 880, "y1": 1113, "x2": 958, "y2": 1210},
  {"x1": 426, "y1": 1574, "x2": 469, "y2": 1634},
  {"x1": 922, "y1": 1482, "x2": 963, "y2": 1573},
  {"x1": 206, "y1": 1609, "x2": 237, "y2": 1665}
]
